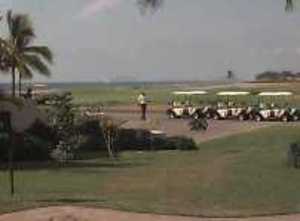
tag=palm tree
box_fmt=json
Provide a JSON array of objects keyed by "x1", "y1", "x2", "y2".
[
  {"x1": 5, "y1": 10, "x2": 53, "y2": 97},
  {"x1": 286, "y1": 0, "x2": 294, "y2": 11},
  {"x1": 138, "y1": 0, "x2": 163, "y2": 12},
  {"x1": 0, "y1": 12, "x2": 52, "y2": 196}
]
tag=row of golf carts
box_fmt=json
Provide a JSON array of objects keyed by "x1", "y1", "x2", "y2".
[{"x1": 166, "y1": 91, "x2": 300, "y2": 122}]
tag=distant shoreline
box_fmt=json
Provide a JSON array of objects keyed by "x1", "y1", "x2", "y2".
[{"x1": 0, "y1": 80, "x2": 236, "y2": 89}]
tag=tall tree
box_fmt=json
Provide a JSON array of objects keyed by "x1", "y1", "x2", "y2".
[
  {"x1": 286, "y1": 0, "x2": 294, "y2": 11},
  {"x1": 138, "y1": 0, "x2": 163, "y2": 12},
  {"x1": 5, "y1": 10, "x2": 53, "y2": 97}
]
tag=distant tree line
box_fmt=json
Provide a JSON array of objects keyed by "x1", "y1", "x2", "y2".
[
  {"x1": 256, "y1": 71, "x2": 300, "y2": 81},
  {"x1": 138, "y1": 0, "x2": 294, "y2": 12}
]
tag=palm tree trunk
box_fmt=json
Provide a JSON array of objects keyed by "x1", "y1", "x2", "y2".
[
  {"x1": 11, "y1": 66, "x2": 16, "y2": 97},
  {"x1": 18, "y1": 73, "x2": 22, "y2": 97}
]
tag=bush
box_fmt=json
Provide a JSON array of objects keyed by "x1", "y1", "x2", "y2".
[
  {"x1": 0, "y1": 120, "x2": 53, "y2": 162},
  {"x1": 0, "y1": 134, "x2": 9, "y2": 162},
  {"x1": 76, "y1": 121, "x2": 198, "y2": 153},
  {"x1": 117, "y1": 129, "x2": 197, "y2": 151},
  {"x1": 117, "y1": 129, "x2": 151, "y2": 150},
  {"x1": 189, "y1": 118, "x2": 208, "y2": 131},
  {"x1": 44, "y1": 92, "x2": 82, "y2": 161},
  {"x1": 76, "y1": 118, "x2": 105, "y2": 151},
  {"x1": 14, "y1": 134, "x2": 51, "y2": 161}
]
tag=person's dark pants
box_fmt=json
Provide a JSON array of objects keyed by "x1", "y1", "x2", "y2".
[{"x1": 141, "y1": 104, "x2": 147, "y2": 120}]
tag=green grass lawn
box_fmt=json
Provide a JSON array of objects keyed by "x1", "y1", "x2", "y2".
[
  {"x1": 1, "y1": 125, "x2": 300, "y2": 217},
  {"x1": 69, "y1": 82, "x2": 300, "y2": 107},
  {"x1": 70, "y1": 85, "x2": 173, "y2": 106}
]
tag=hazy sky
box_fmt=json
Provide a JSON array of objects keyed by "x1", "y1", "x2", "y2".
[{"x1": 1, "y1": 0, "x2": 300, "y2": 82}]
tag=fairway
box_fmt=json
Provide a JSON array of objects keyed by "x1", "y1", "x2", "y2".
[
  {"x1": 1, "y1": 125, "x2": 300, "y2": 217},
  {"x1": 69, "y1": 82, "x2": 300, "y2": 107},
  {"x1": 70, "y1": 84, "x2": 174, "y2": 106},
  {"x1": 2, "y1": 1, "x2": 300, "y2": 220}
]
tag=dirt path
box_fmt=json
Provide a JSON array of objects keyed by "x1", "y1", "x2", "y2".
[{"x1": 0, "y1": 206, "x2": 299, "y2": 221}]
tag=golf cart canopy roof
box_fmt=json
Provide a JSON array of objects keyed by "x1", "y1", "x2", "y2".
[
  {"x1": 217, "y1": 91, "x2": 250, "y2": 96},
  {"x1": 172, "y1": 91, "x2": 208, "y2": 95},
  {"x1": 258, "y1": 92, "x2": 293, "y2": 96}
]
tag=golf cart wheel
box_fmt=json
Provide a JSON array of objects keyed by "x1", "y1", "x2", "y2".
[
  {"x1": 255, "y1": 115, "x2": 262, "y2": 122},
  {"x1": 238, "y1": 115, "x2": 245, "y2": 121},
  {"x1": 293, "y1": 115, "x2": 299, "y2": 121},
  {"x1": 281, "y1": 115, "x2": 288, "y2": 122}
]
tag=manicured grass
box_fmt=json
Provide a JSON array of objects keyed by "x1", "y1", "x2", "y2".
[
  {"x1": 69, "y1": 82, "x2": 300, "y2": 107},
  {"x1": 70, "y1": 85, "x2": 173, "y2": 106},
  {"x1": 1, "y1": 125, "x2": 300, "y2": 217}
]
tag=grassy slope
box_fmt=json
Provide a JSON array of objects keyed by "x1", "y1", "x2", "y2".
[{"x1": 1, "y1": 125, "x2": 300, "y2": 217}]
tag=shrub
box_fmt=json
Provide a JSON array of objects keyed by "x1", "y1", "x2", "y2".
[
  {"x1": 76, "y1": 118, "x2": 105, "y2": 151},
  {"x1": 76, "y1": 123, "x2": 198, "y2": 153},
  {"x1": 0, "y1": 120, "x2": 53, "y2": 162},
  {"x1": 0, "y1": 134, "x2": 9, "y2": 162},
  {"x1": 189, "y1": 118, "x2": 208, "y2": 131},
  {"x1": 44, "y1": 92, "x2": 81, "y2": 161},
  {"x1": 117, "y1": 129, "x2": 197, "y2": 151},
  {"x1": 117, "y1": 129, "x2": 151, "y2": 150},
  {"x1": 15, "y1": 133, "x2": 51, "y2": 161}
]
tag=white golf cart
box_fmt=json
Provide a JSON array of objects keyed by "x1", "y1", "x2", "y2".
[
  {"x1": 253, "y1": 92, "x2": 293, "y2": 122},
  {"x1": 166, "y1": 91, "x2": 208, "y2": 119},
  {"x1": 212, "y1": 91, "x2": 251, "y2": 120}
]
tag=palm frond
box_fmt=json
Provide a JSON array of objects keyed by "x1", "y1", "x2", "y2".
[
  {"x1": 7, "y1": 11, "x2": 35, "y2": 48},
  {"x1": 286, "y1": 0, "x2": 294, "y2": 11},
  {"x1": 0, "y1": 38, "x2": 12, "y2": 72},
  {"x1": 137, "y1": 0, "x2": 163, "y2": 13},
  {"x1": 23, "y1": 54, "x2": 51, "y2": 77},
  {"x1": 10, "y1": 14, "x2": 23, "y2": 40},
  {"x1": 16, "y1": 15, "x2": 35, "y2": 49},
  {"x1": 25, "y1": 46, "x2": 53, "y2": 63},
  {"x1": 17, "y1": 63, "x2": 33, "y2": 79}
]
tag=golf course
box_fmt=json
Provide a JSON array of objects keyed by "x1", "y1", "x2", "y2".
[{"x1": 2, "y1": 0, "x2": 300, "y2": 220}]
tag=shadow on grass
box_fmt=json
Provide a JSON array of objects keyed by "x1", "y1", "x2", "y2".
[
  {"x1": 37, "y1": 198, "x2": 106, "y2": 204},
  {"x1": 0, "y1": 160, "x2": 148, "y2": 172}
]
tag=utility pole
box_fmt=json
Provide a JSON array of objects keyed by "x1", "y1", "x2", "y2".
[{"x1": 0, "y1": 112, "x2": 14, "y2": 196}]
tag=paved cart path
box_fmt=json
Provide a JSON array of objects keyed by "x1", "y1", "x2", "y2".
[{"x1": 0, "y1": 206, "x2": 300, "y2": 221}]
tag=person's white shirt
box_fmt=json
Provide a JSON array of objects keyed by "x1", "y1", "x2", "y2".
[{"x1": 137, "y1": 94, "x2": 146, "y2": 105}]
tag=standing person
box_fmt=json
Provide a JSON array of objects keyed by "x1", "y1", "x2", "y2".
[
  {"x1": 25, "y1": 88, "x2": 33, "y2": 99},
  {"x1": 137, "y1": 92, "x2": 148, "y2": 120}
]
